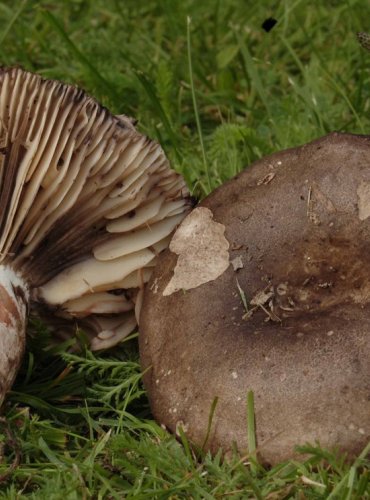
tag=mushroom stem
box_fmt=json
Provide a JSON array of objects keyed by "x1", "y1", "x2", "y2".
[{"x1": 0, "y1": 265, "x2": 29, "y2": 405}]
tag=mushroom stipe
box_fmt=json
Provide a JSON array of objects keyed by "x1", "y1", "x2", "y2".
[
  {"x1": 140, "y1": 132, "x2": 370, "y2": 465},
  {"x1": 0, "y1": 67, "x2": 191, "y2": 405}
]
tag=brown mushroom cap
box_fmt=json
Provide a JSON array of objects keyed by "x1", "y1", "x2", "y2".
[
  {"x1": 140, "y1": 132, "x2": 370, "y2": 465},
  {"x1": 0, "y1": 67, "x2": 191, "y2": 404}
]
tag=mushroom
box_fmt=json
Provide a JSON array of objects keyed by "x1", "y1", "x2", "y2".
[
  {"x1": 0, "y1": 67, "x2": 191, "y2": 405},
  {"x1": 140, "y1": 132, "x2": 370, "y2": 465}
]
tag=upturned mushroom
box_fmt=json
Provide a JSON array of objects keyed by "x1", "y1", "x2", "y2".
[
  {"x1": 140, "y1": 132, "x2": 370, "y2": 465},
  {"x1": 0, "y1": 67, "x2": 191, "y2": 405}
]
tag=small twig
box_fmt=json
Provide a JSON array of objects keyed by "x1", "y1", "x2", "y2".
[
  {"x1": 236, "y1": 278, "x2": 248, "y2": 313},
  {"x1": 82, "y1": 278, "x2": 94, "y2": 294},
  {"x1": 259, "y1": 303, "x2": 281, "y2": 323},
  {"x1": 306, "y1": 185, "x2": 312, "y2": 217},
  {"x1": 301, "y1": 475, "x2": 325, "y2": 488}
]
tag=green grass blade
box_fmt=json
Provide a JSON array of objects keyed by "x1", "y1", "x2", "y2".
[
  {"x1": 247, "y1": 390, "x2": 257, "y2": 474},
  {"x1": 200, "y1": 396, "x2": 219, "y2": 454},
  {"x1": 134, "y1": 69, "x2": 182, "y2": 162},
  {"x1": 40, "y1": 9, "x2": 120, "y2": 103},
  {"x1": 0, "y1": 0, "x2": 28, "y2": 46},
  {"x1": 234, "y1": 28, "x2": 271, "y2": 116},
  {"x1": 187, "y1": 16, "x2": 211, "y2": 193}
]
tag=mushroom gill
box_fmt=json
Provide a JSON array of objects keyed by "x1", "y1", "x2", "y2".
[{"x1": 0, "y1": 67, "x2": 191, "y2": 403}]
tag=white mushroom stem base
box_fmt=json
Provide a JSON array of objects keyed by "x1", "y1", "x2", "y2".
[{"x1": 0, "y1": 266, "x2": 29, "y2": 405}]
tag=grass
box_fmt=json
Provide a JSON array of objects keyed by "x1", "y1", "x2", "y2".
[{"x1": 0, "y1": 0, "x2": 369, "y2": 497}]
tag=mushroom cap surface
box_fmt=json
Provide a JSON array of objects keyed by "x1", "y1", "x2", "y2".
[{"x1": 140, "y1": 132, "x2": 370, "y2": 465}]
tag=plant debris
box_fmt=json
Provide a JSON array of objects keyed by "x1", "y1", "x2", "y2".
[{"x1": 231, "y1": 256, "x2": 244, "y2": 271}]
